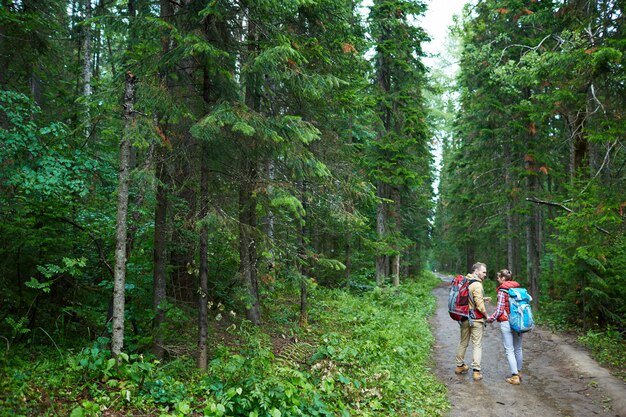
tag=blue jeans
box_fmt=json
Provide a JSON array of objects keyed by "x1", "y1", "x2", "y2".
[{"x1": 499, "y1": 320, "x2": 523, "y2": 375}]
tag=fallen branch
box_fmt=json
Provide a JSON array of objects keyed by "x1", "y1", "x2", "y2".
[{"x1": 526, "y1": 197, "x2": 610, "y2": 235}]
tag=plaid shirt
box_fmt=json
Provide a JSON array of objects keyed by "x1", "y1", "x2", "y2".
[{"x1": 488, "y1": 289, "x2": 508, "y2": 322}]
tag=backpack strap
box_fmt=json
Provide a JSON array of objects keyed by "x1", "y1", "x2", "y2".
[{"x1": 466, "y1": 279, "x2": 484, "y2": 325}]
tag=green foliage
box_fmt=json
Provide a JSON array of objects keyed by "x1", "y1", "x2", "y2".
[
  {"x1": 545, "y1": 192, "x2": 626, "y2": 328},
  {"x1": 1, "y1": 272, "x2": 448, "y2": 416},
  {"x1": 433, "y1": 0, "x2": 626, "y2": 338},
  {"x1": 26, "y1": 257, "x2": 87, "y2": 294},
  {"x1": 578, "y1": 327, "x2": 626, "y2": 382},
  {"x1": 310, "y1": 272, "x2": 448, "y2": 415},
  {"x1": 0, "y1": 90, "x2": 94, "y2": 200}
]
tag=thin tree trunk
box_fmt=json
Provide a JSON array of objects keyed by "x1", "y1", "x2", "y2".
[
  {"x1": 504, "y1": 146, "x2": 514, "y2": 271},
  {"x1": 344, "y1": 237, "x2": 352, "y2": 283},
  {"x1": 525, "y1": 160, "x2": 541, "y2": 308},
  {"x1": 152, "y1": 0, "x2": 173, "y2": 359},
  {"x1": 197, "y1": 49, "x2": 214, "y2": 368},
  {"x1": 265, "y1": 160, "x2": 276, "y2": 267},
  {"x1": 374, "y1": 0, "x2": 391, "y2": 286},
  {"x1": 152, "y1": 140, "x2": 168, "y2": 359},
  {"x1": 83, "y1": 0, "x2": 92, "y2": 138},
  {"x1": 239, "y1": 13, "x2": 261, "y2": 325},
  {"x1": 391, "y1": 187, "x2": 400, "y2": 286},
  {"x1": 298, "y1": 180, "x2": 309, "y2": 327},
  {"x1": 111, "y1": 70, "x2": 137, "y2": 359},
  {"x1": 239, "y1": 164, "x2": 261, "y2": 325},
  {"x1": 197, "y1": 141, "x2": 210, "y2": 369},
  {"x1": 0, "y1": 20, "x2": 5, "y2": 87},
  {"x1": 375, "y1": 182, "x2": 386, "y2": 286}
]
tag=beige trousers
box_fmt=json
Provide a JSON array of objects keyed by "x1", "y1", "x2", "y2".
[{"x1": 455, "y1": 319, "x2": 484, "y2": 371}]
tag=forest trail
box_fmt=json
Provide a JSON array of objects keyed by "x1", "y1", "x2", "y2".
[{"x1": 430, "y1": 273, "x2": 626, "y2": 417}]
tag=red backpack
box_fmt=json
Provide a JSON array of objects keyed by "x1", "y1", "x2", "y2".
[{"x1": 448, "y1": 275, "x2": 478, "y2": 321}]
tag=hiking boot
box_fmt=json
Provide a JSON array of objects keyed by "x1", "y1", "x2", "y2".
[
  {"x1": 506, "y1": 374, "x2": 521, "y2": 385},
  {"x1": 472, "y1": 370, "x2": 483, "y2": 381},
  {"x1": 454, "y1": 364, "x2": 469, "y2": 374}
]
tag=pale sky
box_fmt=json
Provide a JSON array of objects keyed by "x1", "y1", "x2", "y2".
[
  {"x1": 360, "y1": 0, "x2": 467, "y2": 72},
  {"x1": 358, "y1": 1, "x2": 467, "y2": 198},
  {"x1": 419, "y1": 0, "x2": 467, "y2": 72},
  {"x1": 419, "y1": 1, "x2": 467, "y2": 197}
]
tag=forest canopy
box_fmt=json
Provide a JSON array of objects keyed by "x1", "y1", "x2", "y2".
[{"x1": 0, "y1": 0, "x2": 625, "y2": 414}]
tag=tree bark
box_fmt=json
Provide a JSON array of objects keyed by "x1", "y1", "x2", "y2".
[
  {"x1": 375, "y1": 181, "x2": 387, "y2": 286},
  {"x1": 344, "y1": 237, "x2": 352, "y2": 283},
  {"x1": 239, "y1": 162, "x2": 261, "y2": 325},
  {"x1": 239, "y1": 13, "x2": 261, "y2": 325},
  {"x1": 152, "y1": 140, "x2": 168, "y2": 360},
  {"x1": 111, "y1": 70, "x2": 137, "y2": 359},
  {"x1": 83, "y1": 0, "x2": 92, "y2": 138},
  {"x1": 0, "y1": 17, "x2": 5, "y2": 87},
  {"x1": 265, "y1": 160, "x2": 276, "y2": 266},
  {"x1": 504, "y1": 146, "x2": 516, "y2": 272},
  {"x1": 152, "y1": 0, "x2": 173, "y2": 360},
  {"x1": 391, "y1": 187, "x2": 400, "y2": 286},
  {"x1": 197, "y1": 140, "x2": 210, "y2": 369},
  {"x1": 525, "y1": 159, "x2": 541, "y2": 308},
  {"x1": 298, "y1": 180, "x2": 308, "y2": 327}
]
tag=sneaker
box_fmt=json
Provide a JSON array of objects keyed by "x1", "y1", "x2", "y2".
[
  {"x1": 473, "y1": 370, "x2": 483, "y2": 381},
  {"x1": 454, "y1": 364, "x2": 469, "y2": 374},
  {"x1": 506, "y1": 374, "x2": 521, "y2": 385},
  {"x1": 518, "y1": 371, "x2": 522, "y2": 381}
]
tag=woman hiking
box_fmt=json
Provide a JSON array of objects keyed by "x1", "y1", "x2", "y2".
[{"x1": 487, "y1": 269, "x2": 524, "y2": 385}]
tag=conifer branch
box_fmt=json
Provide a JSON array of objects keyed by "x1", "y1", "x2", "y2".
[{"x1": 526, "y1": 197, "x2": 610, "y2": 235}]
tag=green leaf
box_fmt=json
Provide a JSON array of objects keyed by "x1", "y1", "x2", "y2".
[{"x1": 69, "y1": 407, "x2": 85, "y2": 417}]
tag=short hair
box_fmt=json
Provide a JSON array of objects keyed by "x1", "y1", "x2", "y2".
[{"x1": 471, "y1": 262, "x2": 486, "y2": 273}]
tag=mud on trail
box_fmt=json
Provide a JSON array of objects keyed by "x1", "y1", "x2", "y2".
[{"x1": 430, "y1": 274, "x2": 626, "y2": 417}]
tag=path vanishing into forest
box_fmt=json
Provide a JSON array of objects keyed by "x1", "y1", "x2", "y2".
[{"x1": 430, "y1": 273, "x2": 626, "y2": 417}]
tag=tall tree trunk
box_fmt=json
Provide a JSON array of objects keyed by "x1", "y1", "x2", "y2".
[
  {"x1": 567, "y1": 95, "x2": 590, "y2": 184},
  {"x1": 239, "y1": 13, "x2": 261, "y2": 325},
  {"x1": 375, "y1": 181, "x2": 387, "y2": 286},
  {"x1": 197, "y1": 140, "x2": 210, "y2": 369},
  {"x1": 152, "y1": 140, "x2": 168, "y2": 359},
  {"x1": 239, "y1": 162, "x2": 261, "y2": 325},
  {"x1": 152, "y1": 0, "x2": 173, "y2": 360},
  {"x1": 298, "y1": 180, "x2": 308, "y2": 327},
  {"x1": 373, "y1": 0, "x2": 391, "y2": 286},
  {"x1": 525, "y1": 157, "x2": 541, "y2": 307},
  {"x1": 111, "y1": 70, "x2": 137, "y2": 359},
  {"x1": 265, "y1": 160, "x2": 276, "y2": 267},
  {"x1": 30, "y1": 68, "x2": 43, "y2": 108},
  {"x1": 197, "y1": 50, "x2": 214, "y2": 369},
  {"x1": 344, "y1": 236, "x2": 352, "y2": 283},
  {"x1": 83, "y1": 0, "x2": 92, "y2": 138},
  {"x1": 504, "y1": 146, "x2": 515, "y2": 271},
  {"x1": 391, "y1": 187, "x2": 400, "y2": 286},
  {"x1": 465, "y1": 243, "x2": 475, "y2": 274},
  {"x1": 0, "y1": 19, "x2": 5, "y2": 87}
]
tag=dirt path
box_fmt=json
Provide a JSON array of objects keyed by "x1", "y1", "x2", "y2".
[{"x1": 430, "y1": 274, "x2": 626, "y2": 417}]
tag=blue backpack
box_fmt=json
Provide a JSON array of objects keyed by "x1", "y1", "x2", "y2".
[{"x1": 507, "y1": 288, "x2": 534, "y2": 333}]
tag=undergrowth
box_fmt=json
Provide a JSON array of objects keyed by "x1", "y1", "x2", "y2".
[
  {"x1": 539, "y1": 300, "x2": 626, "y2": 382},
  {"x1": 0, "y1": 272, "x2": 448, "y2": 416}
]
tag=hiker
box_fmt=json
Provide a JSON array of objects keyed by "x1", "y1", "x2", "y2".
[
  {"x1": 454, "y1": 262, "x2": 488, "y2": 381},
  {"x1": 487, "y1": 268, "x2": 523, "y2": 385}
]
